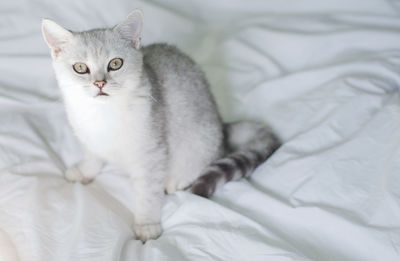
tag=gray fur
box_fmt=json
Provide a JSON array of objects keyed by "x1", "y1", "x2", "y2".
[
  {"x1": 42, "y1": 10, "x2": 280, "y2": 241},
  {"x1": 191, "y1": 122, "x2": 281, "y2": 197}
]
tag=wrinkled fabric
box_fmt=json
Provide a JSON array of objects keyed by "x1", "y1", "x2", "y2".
[{"x1": 0, "y1": 0, "x2": 400, "y2": 260}]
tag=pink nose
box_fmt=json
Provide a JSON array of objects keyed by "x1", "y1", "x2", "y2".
[{"x1": 93, "y1": 80, "x2": 107, "y2": 88}]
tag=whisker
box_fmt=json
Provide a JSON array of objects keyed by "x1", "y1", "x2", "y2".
[{"x1": 148, "y1": 94, "x2": 158, "y2": 102}]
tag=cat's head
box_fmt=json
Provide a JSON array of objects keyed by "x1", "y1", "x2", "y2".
[{"x1": 42, "y1": 9, "x2": 143, "y2": 100}]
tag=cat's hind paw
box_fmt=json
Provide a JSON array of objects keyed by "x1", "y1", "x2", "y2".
[
  {"x1": 165, "y1": 177, "x2": 192, "y2": 194},
  {"x1": 133, "y1": 223, "x2": 162, "y2": 242},
  {"x1": 165, "y1": 179, "x2": 177, "y2": 194}
]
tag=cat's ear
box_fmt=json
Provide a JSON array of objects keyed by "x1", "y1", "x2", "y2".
[
  {"x1": 41, "y1": 19, "x2": 73, "y2": 56},
  {"x1": 115, "y1": 9, "x2": 143, "y2": 49}
]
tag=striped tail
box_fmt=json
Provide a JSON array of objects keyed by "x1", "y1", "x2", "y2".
[{"x1": 190, "y1": 121, "x2": 280, "y2": 198}]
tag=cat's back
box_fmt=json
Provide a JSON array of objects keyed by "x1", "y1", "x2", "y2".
[
  {"x1": 141, "y1": 44, "x2": 208, "y2": 94},
  {"x1": 141, "y1": 43, "x2": 199, "y2": 77},
  {"x1": 141, "y1": 43, "x2": 219, "y2": 119},
  {"x1": 141, "y1": 43, "x2": 223, "y2": 171}
]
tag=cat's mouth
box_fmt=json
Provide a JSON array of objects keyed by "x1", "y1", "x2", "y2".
[{"x1": 95, "y1": 91, "x2": 109, "y2": 97}]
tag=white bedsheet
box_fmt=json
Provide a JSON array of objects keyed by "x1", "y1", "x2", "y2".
[{"x1": 1, "y1": 0, "x2": 400, "y2": 260}]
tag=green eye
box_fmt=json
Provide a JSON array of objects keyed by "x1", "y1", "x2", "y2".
[
  {"x1": 73, "y1": 62, "x2": 89, "y2": 74},
  {"x1": 108, "y1": 58, "x2": 123, "y2": 71}
]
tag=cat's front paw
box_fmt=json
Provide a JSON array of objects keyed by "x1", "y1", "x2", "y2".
[
  {"x1": 65, "y1": 166, "x2": 84, "y2": 182},
  {"x1": 65, "y1": 166, "x2": 94, "y2": 184},
  {"x1": 133, "y1": 223, "x2": 162, "y2": 242}
]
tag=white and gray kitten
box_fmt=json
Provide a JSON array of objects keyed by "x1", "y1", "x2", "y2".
[{"x1": 41, "y1": 9, "x2": 280, "y2": 242}]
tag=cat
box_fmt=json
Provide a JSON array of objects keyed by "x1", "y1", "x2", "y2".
[{"x1": 41, "y1": 9, "x2": 280, "y2": 242}]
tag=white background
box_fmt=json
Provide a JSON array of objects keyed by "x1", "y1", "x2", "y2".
[{"x1": 0, "y1": 0, "x2": 400, "y2": 260}]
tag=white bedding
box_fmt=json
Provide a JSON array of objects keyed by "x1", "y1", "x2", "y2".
[{"x1": 1, "y1": 0, "x2": 400, "y2": 260}]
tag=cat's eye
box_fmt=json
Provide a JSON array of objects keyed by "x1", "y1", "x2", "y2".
[
  {"x1": 73, "y1": 62, "x2": 89, "y2": 74},
  {"x1": 108, "y1": 58, "x2": 123, "y2": 71}
]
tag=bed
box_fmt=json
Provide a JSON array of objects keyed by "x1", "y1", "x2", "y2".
[{"x1": 1, "y1": 0, "x2": 400, "y2": 260}]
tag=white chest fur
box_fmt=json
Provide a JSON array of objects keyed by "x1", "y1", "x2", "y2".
[{"x1": 63, "y1": 93, "x2": 150, "y2": 164}]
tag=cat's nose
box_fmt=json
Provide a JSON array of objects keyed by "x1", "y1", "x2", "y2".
[{"x1": 93, "y1": 80, "x2": 107, "y2": 88}]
